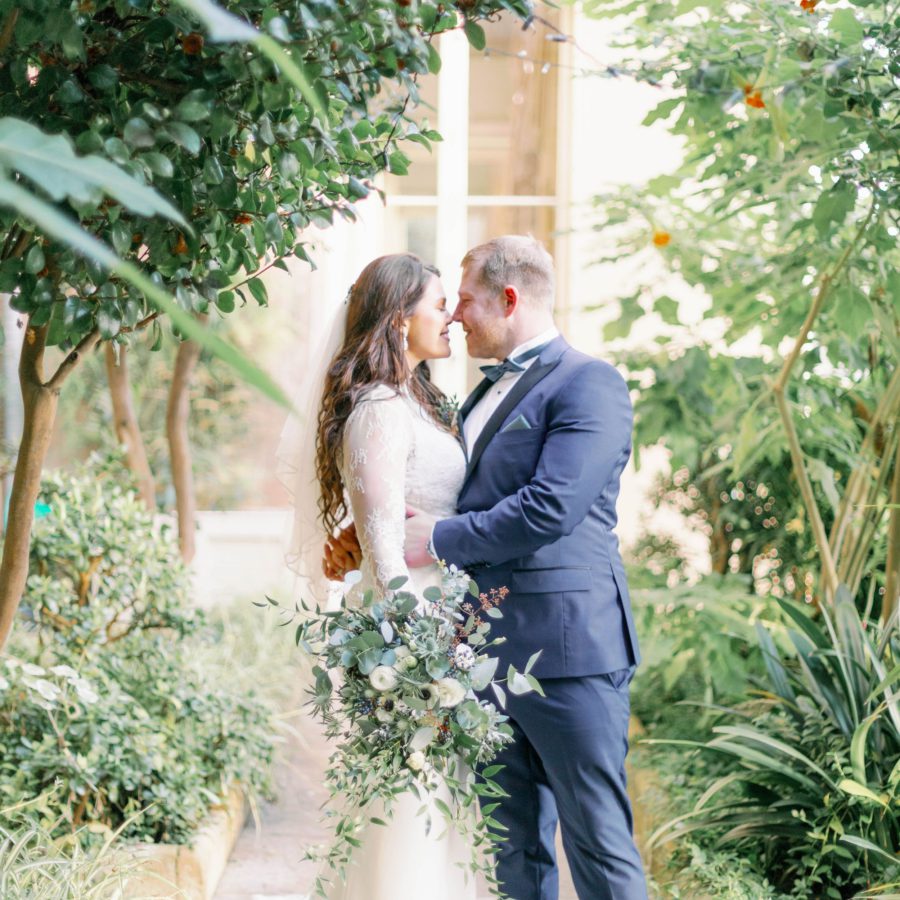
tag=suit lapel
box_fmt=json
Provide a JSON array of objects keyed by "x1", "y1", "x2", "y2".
[
  {"x1": 459, "y1": 377, "x2": 491, "y2": 427},
  {"x1": 461, "y1": 339, "x2": 567, "y2": 489}
]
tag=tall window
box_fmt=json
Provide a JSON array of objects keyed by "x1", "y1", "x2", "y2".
[{"x1": 381, "y1": 7, "x2": 569, "y2": 395}]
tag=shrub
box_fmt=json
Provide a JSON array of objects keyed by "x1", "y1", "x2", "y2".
[
  {"x1": 630, "y1": 576, "x2": 777, "y2": 738},
  {"x1": 0, "y1": 794, "x2": 135, "y2": 899},
  {"x1": 0, "y1": 455, "x2": 277, "y2": 844},
  {"x1": 650, "y1": 592, "x2": 900, "y2": 897},
  {"x1": 24, "y1": 453, "x2": 195, "y2": 648}
]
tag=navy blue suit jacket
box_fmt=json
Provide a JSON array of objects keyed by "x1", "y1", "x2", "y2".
[{"x1": 433, "y1": 336, "x2": 640, "y2": 679}]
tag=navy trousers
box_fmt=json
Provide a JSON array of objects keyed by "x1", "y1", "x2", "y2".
[{"x1": 483, "y1": 669, "x2": 647, "y2": 900}]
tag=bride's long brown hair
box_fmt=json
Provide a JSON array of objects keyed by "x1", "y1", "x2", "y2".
[{"x1": 316, "y1": 253, "x2": 451, "y2": 537}]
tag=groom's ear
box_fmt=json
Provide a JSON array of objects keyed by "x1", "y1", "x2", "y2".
[{"x1": 503, "y1": 285, "x2": 519, "y2": 316}]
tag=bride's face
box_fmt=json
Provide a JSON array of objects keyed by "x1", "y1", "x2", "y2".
[{"x1": 404, "y1": 274, "x2": 452, "y2": 365}]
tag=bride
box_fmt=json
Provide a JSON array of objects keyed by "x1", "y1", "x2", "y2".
[{"x1": 282, "y1": 253, "x2": 475, "y2": 900}]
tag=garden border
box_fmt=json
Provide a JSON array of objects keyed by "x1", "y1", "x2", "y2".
[{"x1": 124, "y1": 784, "x2": 247, "y2": 899}]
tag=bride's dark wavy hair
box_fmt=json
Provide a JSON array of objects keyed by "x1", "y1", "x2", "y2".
[{"x1": 316, "y1": 253, "x2": 450, "y2": 537}]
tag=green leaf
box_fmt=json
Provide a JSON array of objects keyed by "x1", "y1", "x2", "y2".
[
  {"x1": 829, "y1": 9, "x2": 865, "y2": 46},
  {"x1": 849, "y1": 711, "x2": 879, "y2": 786},
  {"x1": 247, "y1": 277, "x2": 268, "y2": 306},
  {"x1": 215, "y1": 290, "x2": 235, "y2": 313},
  {"x1": 0, "y1": 118, "x2": 187, "y2": 228},
  {"x1": 654, "y1": 295, "x2": 679, "y2": 325},
  {"x1": 642, "y1": 97, "x2": 682, "y2": 126},
  {"x1": 163, "y1": 122, "x2": 202, "y2": 156},
  {"x1": 175, "y1": 98, "x2": 212, "y2": 122},
  {"x1": 463, "y1": 21, "x2": 486, "y2": 51},
  {"x1": 604, "y1": 294, "x2": 643, "y2": 341},
  {"x1": 866, "y1": 662, "x2": 900, "y2": 704},
  {"x1": 426, "y1": 42, "x2": 442, "y2": 75},
  {"x1": 840, "y1": 834, "x2": 900, "y2": 866},
  {"x1": 142, "y1": 152, "x2": 174, "y2": 178},
  {"x1": 837, "y1": 778, "x2": 888, "y2": 808},
  {"x1": 123, "y1": 117, "x2": 156, "y2": 149},
  {"x1": 110, "y1": 221, "x2": 132, "y2": 255},
  {"x1": 24, "y1": 243, "x2": 45, "y2": 275},
  {"x1": 96, "y1": 302, "x2": 121, "y2": 339},
  {"x1": 812, "y1": 179, "x2": 857, "y2": 236},
  {"x1": 714, "y1": 725, "x2": 839, "y2": 789},
  {"x1": 387, "y1": 152, "x2": 409, "y2": 176}
]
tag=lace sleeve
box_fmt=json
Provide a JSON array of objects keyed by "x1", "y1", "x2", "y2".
[{"x1": 343, "y1": 390, "x2": 413, "y2": 592}]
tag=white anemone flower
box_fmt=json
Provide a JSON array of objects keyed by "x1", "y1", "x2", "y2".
[
  {"x1": 435, "y1": 677, "x2": 466, "y2": 708},
  {"x1": 369, "y1": 665, "x2": 398, "y2": 692}
]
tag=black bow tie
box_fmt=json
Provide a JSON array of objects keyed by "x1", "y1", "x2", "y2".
[
  {"x1": 478, "y1": 340, "x2": 552, "y2": 384},
  {"x1": 479, "y1": 358, "x2": 524, "y2": 383}
]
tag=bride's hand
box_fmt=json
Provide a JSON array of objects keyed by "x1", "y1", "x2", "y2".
[{"x1": 322, "y1": 522, "x2": 363, "y2": 580}]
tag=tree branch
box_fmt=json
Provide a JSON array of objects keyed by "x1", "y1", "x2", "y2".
[
  {"x1": 831, "y1": 365, "x2": 900, "y2": 566},
  {"x1": 0, "y1": 9, "x2": 19, "y2": 55},
  {"x1": 774, "y1": 203, "x2": 876, "y2": 394},
  {"x1": 119, "y1": 310, "x2": 159, "y2": 334},
  {"x1": 771, "y1": 202, "x2": 877, "y2": 601},
  {"x1": 883, "y1": 431, "x2": 900, "y2": 626},
  {"x1": 45, "y1": 329, "x2": 102, "y2": 392}
]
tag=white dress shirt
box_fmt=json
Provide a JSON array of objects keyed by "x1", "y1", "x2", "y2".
[{"x1": 462, "y1": 327, "x2": 559, "y2": 454}]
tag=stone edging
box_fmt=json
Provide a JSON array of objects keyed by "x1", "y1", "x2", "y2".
[{"x1": 124, "y1": 784, "x2": 248, "y2": 899}]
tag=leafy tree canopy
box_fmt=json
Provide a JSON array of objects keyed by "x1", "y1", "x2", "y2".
[{"x1": 0, "y1": 0, "x2": 529, "y2": 354}]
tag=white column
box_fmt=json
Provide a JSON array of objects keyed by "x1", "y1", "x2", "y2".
[
  {"x1": 554, "y1": 6, "x2": 576, "y2": 338},
  {"x1": 430, "y1": 28, "x2": 470, "y2": 400}
]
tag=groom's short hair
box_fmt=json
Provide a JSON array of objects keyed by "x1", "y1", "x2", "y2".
[{"x1": 462, "y1": 235, "x2": 555, "y2": 308}]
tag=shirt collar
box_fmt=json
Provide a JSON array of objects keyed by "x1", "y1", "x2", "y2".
[{"x1": 509, "y1": 327, "x2": 560, "y2": 363}]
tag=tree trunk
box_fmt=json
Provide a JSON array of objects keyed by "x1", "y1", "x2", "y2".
[
  {"x1": 166, "y1": 320, "x2": 206, "y2": 564},
  {"x1": 882, "y1": 435, "x2": 900, "y2": 626},
  {"x1": 0, "y1": 320, "x2": 100, "y2": 649},
  {"x1": 105, "y1": 343, "x2": 156, "y2": 508}
]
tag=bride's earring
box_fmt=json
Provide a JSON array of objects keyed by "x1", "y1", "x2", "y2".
[{"x1": 402, "y1": 326, "x2": 409, "y2": 352}]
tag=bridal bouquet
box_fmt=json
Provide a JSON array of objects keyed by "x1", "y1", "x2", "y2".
[{"x1": 262, "y1": 566, "x2": 542, "y2": 896}]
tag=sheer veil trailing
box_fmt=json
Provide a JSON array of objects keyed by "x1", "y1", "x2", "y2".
[{"x1": 275, "y1": 298, "x2": 347, "y2": 603}]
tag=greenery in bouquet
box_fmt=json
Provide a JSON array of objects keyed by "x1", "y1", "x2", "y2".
[{"x1": 264, "y1": 566, "x2": 542, "y2": 897}]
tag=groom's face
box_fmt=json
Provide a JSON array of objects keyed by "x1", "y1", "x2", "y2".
[{"x1": 453, "y1": 264, "x2": 508, "y2": 360}]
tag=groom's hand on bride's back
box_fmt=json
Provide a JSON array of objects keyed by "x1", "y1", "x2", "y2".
[
  {"x1": 322, "y1": 522, "x2": 362, "y2": 581},
  {"x1": 404, "y1": 507, "x2": 437, "y2": 568}
]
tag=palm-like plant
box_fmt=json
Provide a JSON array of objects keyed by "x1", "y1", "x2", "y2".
[{"x1": 649, "y1": 589, "x2": 899, "y2": 896}]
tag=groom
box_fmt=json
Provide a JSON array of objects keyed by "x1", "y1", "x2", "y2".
[{"x1": 404, "y1": 235, "x2": 647, "y2": 900}]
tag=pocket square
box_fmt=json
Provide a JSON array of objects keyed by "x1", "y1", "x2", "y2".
[{"x1": 501, "y1": 414, "x2": 532, "y2": 433}]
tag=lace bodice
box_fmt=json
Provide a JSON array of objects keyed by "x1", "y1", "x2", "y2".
[{"x1": 340, "y1": 384, "x2": 466, "y2": 594}]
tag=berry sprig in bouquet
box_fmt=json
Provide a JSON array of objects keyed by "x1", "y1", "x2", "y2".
[{"x1": 264, "y1": 565, "x2": 542, "y2": 897}]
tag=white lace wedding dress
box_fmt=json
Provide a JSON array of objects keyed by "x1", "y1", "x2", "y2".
[{"x1": 324, "y1": 383, "x2": 473, "y2": 900}]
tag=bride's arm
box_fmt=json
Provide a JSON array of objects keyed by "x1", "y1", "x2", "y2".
[{"x1": 343, "y1": 394, "x2": 413, "y2": 592}]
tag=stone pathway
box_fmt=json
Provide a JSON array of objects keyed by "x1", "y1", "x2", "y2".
[{"x1": 215, "y1": 712, "x2": 658, "y2": 900}]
